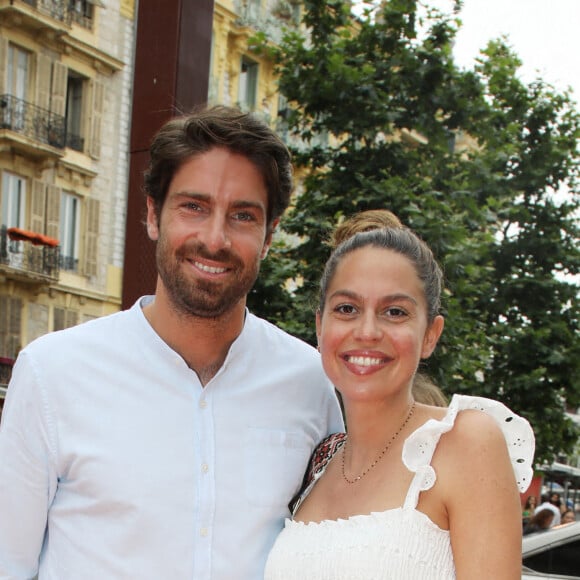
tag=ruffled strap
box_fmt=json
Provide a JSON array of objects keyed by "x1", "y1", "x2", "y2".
[{"x1": 402, "y1": 395, "x2": 535, "y2": 509}]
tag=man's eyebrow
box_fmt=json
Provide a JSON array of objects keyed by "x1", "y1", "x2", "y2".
[{"x1": 172, "y1": 191, "x2": 266, "y2": 212}]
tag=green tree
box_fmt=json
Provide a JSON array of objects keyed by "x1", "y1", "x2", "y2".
[{"x1": 248, "y1": 0, "x2": 580, "y2": 463}]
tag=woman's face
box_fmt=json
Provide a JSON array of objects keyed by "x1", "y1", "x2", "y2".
[
  {"x1": 316, "y1": 246, "x2": 443, "y2": 403},
  {"x1": 562, "y1": 511, "x2": 576, "y2": 524}
]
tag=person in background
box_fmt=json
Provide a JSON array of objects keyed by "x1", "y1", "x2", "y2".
[
  {"x1": 265, "y1": 219, "x2": 535, "y2": 579},
  {"x1": 329, "y1": 209, "x2": 447, "y2": 408},
  {"x1": 561, "y1": 509, "x2": 576, "y2": 524},
  {"x1": 550, "y1": 492, "x2": 564, "y2": 513},
  {"x1": 523, "y1": 509, "x2": 555, "y2": 535},
  {"x1": 522, "y1": 495, "x2": 538, "y2": 525},
  {"x1": 535, "y1": 493, "x2": 562, "y2": 527},
  {"x1": 0, "y1": 106, "x2": 343, "y2": 580}
]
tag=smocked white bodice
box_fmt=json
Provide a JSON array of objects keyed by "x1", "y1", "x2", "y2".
[{"x1": 264, "y1": 395, "x2": 534, "y2": 580}]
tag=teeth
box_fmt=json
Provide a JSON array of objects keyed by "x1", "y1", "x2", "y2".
[
  {"x1": 347, "y1": 356, "x2": 383, "y2": 367},
  {"x1": 195, "y1": 261, "x2": 227, "y2": 274}
]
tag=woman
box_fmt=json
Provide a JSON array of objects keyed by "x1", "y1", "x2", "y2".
[
  {"x1": 265, "y1": 224, "x2": 535, "y2": 579},
  {"x1": 561, "y1": 508, "x2": 576, "y2": 524},
  {"x1": 523, "y1": 508, "x2": 554, "y2": 535},
  {"x1": 522, "y1": 495, "x2": 538, "y2": 525}
]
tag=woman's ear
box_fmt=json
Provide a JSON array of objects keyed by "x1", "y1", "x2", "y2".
[
  {"x1": 315, "y1": 309, "x2": 322, "y2": 350},
  {"x1": 421, "y1": 315, "x2": 444, "y2": 359}
]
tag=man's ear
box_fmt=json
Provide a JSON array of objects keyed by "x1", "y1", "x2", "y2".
[
  {"x1": 421, "y1": 315, "x2": 444, "y2": 359},
  {"x1": 261, "y1": 218, "x2": 280, "y2": 260},
  {"x1": 146, "y1": 197, "x2": 159, "y2": 241}
]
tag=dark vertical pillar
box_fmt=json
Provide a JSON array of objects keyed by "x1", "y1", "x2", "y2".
[{"x1": 122, "y1": 0, "x2": 215, "y2": 309}]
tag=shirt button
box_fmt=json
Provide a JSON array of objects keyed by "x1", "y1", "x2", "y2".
[
  {"x1": 201, "y1": 463, "x2": 209, "y2": 473},
  {"x1": 199, "y1": 399, "x2": 207, "y2": 409},
  {"x1": 200, "y1": 528, "x2": 208, "y2": 537}
]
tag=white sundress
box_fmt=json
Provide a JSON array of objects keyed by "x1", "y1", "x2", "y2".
[{"x1": 264, "y1": 395, "x2": 535, "y2": 580}]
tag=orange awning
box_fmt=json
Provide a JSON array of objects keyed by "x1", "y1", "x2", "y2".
[{"x1": 7, "y1": 227, "x2": 59, "y2": 247}]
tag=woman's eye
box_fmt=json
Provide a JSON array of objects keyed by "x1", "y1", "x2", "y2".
[{"x1": 335, "y1": 304, "x2": 357, "y2": 315}]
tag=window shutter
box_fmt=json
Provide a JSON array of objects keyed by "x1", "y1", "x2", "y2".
[
  {"x1": 45, "y1": 184, "x2": 61, "y2": 241},
  {"x1": 51, "y1": 62, "x2": 67, "y2": 117},
  {"x1": 30, "y1": 179, "x2": 46, "y2": 234},
  {"x1": 84, "y1": 197, "x2": 99, "y2": 277},
  {"x1": 36, "y1": 54, "x2": 52, "y2": 111},
  {"x1": 53, "y1": 307, "x2": 65, "y2": 332},
  {"x1": 0, "y1": 296, "x2": 22, "y2": 358},
  {"x1": 66, "y1": 310, "x2": 79, "y2": 328},
  {"x1": 0, "y1": 37, "x2": 7, "y2": 96},
  {"x1": 89, "y1": 78, "x2": 104, "y2": 159}
]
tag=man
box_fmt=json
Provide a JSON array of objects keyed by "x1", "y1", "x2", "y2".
[{"x1": 0, "y1": 106, "x2": 343, "y2": 579}]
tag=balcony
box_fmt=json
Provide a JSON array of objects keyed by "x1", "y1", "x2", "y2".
[
  {"x1": 0, "y1": 94, "x2": 66, "y2": 158},
  {"x1": 233, "y1": 0, "x2": 296, "y2": 44},
  {"x1": 0, "y1": 225, "x2": 60, "y2": 283},
  {"x1": 2, "y1": 0, "x2": 94, "y2": 26}
]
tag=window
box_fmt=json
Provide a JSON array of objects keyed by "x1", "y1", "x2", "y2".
[
  {"x1": 5, "y1": 44, "x2": 29, "y2": 130},
  {"x1": 65, "y1": 72, "x2": 85, "y2": 151},
  {"x1": 1, "y1": 172, "x2": 26, "y2": 230},
  {"x1": 523, "y1": 537, "x2": 580, "y2": 577},
  {"x1": 69, "y1": 0, "x2": 95, "y2": 28},
  {"x1": 53, "y1": 307, "x2": 79, "y2": 331},
  {"x1": 239, "y1": 57, "x2": 258, "y2": 112},
  {"x1": 242, "y1": 0, "x2": 261, "y2": 20},
  {"x1": 60, "y1": 192, "x2": 80, "y2": 272}
]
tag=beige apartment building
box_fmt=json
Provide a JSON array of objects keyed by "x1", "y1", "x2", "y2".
[{"x1": 0, "y1": 0, "x2": 137, "y2": 411}]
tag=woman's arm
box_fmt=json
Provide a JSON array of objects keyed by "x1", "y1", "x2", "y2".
[{"x1": 440, "y1": 410, "x2": 523, "y2": 580}]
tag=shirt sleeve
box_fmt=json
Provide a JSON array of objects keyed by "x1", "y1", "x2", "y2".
[{"x1": 0, "y1": 351, "x2": 58, "y2": 578}]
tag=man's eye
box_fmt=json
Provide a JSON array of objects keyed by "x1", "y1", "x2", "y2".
[
  {"x1": 233, "y1": 211, "x2": 256, "y2": 222},
  {"x1": 386, "y1": 307, "x2": 407, "y2": 317}
]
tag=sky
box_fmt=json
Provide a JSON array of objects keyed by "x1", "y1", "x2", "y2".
[{"x1": 446, "y1": 0, "x2": 580, "y2": 103}]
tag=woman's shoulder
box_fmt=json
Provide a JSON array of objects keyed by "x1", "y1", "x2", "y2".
[
  {"x1": 405, "y1": 395, "x2": 534, "y2": 493},
  {"x1": 439, "y1": 395, "x2": 535, "y2": 492}
]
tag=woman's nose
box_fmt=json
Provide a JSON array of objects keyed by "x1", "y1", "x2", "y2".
[{"x1": 353, "y1": 314, "x2": 383, "y2": 341}]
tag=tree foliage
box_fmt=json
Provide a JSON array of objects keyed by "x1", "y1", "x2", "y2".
[{"x1": 248, "y1": 0, "x2": 580, "y2": 463}]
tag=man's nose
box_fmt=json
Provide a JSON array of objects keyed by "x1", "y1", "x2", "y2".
[{"x1": 199, "y1": 214, "x2": 231, "y2": 254}]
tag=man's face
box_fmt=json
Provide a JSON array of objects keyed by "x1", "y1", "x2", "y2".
[{"x1": 146, "y1": 147, "x2": 274, "y2": 319}]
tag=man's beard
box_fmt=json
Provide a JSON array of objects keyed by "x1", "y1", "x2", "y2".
[{"x1": 156, "y1": 237, "x2": 261, "y2": 319}]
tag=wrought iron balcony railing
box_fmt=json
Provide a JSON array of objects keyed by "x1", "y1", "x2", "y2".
[
  {"x1": 0, "y1": 225, "x2": 60, "y2": 281},
  {"x1": 17, "y1": 0, "x2": 94, "y2": 29},
  {"x1": 0, "y1": 94, "x2": 66, "y2": 149},
  {"x1": 18, "y1": 0, "x2": 67, "y2": 22}
]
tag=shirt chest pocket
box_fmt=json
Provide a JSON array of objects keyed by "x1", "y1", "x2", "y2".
[{"x1": 244, "y1": 427, "x2": 312, "y2": 508}]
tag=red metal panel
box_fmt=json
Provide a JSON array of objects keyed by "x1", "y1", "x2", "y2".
[{"x1": 122, "y1": 0, "x2": 214, "y2": 309}]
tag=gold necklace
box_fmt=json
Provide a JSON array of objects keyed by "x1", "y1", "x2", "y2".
[{"x1": 341, "y1": 401, "x2": 416, "y2": 484}]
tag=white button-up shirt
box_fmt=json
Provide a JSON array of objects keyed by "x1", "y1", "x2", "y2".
[{"x1": 0, "y1": 298, "x2": 343, "y2": 579}]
